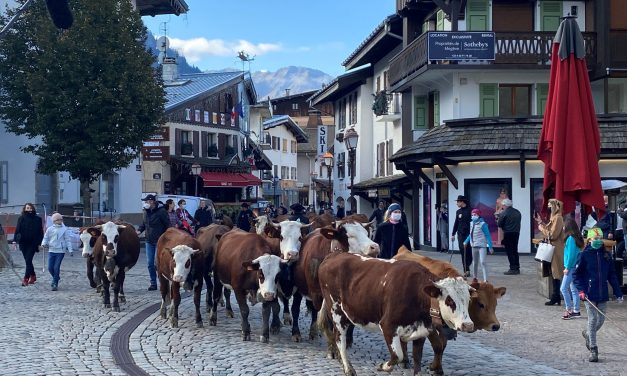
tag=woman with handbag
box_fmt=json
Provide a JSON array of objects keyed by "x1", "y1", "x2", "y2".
[{"x1": 535, "y1": 198, "x2": 565, "y2": 306}]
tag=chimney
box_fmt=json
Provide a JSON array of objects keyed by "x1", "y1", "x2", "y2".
[
  {"x1": 307, "y1": 109, "x2": 322, "y2": 128},
  {"x1": 162, "y1": 56, "x2": 178, "y2": 82}
]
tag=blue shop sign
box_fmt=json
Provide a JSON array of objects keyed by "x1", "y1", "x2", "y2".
[{"x1": 428, "y1": 32, "x2": 495, "y2": 60}]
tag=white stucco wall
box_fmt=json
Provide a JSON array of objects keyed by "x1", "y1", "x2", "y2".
[{"x1": 0, "y1": 129, "x2": 38, "y2": 210}]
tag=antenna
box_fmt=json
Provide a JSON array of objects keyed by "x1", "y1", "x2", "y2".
[
  {"x1": 237, "y1": 51, "x2": 256, "y2": 72},
  {"x1": 157, "y1": 22, "x2": 170, "y2": 63}
]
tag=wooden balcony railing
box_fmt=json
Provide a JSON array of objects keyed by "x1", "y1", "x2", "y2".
[{"x1": 389, "y1": 31, "x2": 597, "y2": 88}]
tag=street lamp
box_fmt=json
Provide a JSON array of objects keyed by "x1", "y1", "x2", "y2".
[
  {"x1": 322, "y1": 151, "x2": 334, "y2": 205},
  {"x1": 272, "y1": 175, "x2": 280, "y2": 207},
  {"x1": 343, "y1": 127, "x2": 359, "y2": 213},
  {"x1": 191, "y1": 163, "x2": 201, "y2": 197}
]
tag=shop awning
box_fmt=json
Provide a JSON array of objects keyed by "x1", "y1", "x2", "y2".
[{"x1": 201, "y1": 172, "x2": 261, "y2": 187}]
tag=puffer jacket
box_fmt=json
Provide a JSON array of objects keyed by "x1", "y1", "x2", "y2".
[{"x1": 573, "y1": 245, "x2": 623, "y2": 302}]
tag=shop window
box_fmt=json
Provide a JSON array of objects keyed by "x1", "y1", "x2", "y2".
[{"x1": 464, "y1": 178, "x2": 512, "y2": 248}]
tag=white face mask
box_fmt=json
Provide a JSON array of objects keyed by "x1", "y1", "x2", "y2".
[
  {"x1": 180, "y1": 204, "x2": 186, "y2": 209},
  {"x1": 390, "y1": 213, "x2": 402, "y2": 221},
  {"x1": 142, "y1": 202, "x2": 150, "y2": 209},
  {"x1": 471, "y1": 215, "x2": 479, "y2": 221}
]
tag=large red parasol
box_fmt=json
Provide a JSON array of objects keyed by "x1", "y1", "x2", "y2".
[{"x1": 537, "y1": 17, "x2": 605, "y2": 216}]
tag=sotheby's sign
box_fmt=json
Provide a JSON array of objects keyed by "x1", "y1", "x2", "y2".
[{"x1": 428, "y1": 32, "x2": 495, "y2": 60}]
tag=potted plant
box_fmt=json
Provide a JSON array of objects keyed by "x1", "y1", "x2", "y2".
[{"x1": 372, "y1": 90, "x2": 389, "y2": 116}]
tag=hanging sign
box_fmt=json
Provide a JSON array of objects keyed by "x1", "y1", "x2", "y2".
[
  {"x1": 428, "y1": 32, "x2": 495, "y2": 60},
  {"x1": 317, "y1": 126, "x2": 328, "y2": 157}
]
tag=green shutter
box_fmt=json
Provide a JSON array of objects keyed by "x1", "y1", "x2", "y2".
[
  {"x1": 540, "y1": 1, "x2": 562, "y2": 32},
  {"x1": 422, "y1": 21, "x2": 429, "y2": 34},
  {"x1": 436, "y1": 10, "x2": 445, "y2": 31},
  {"x1": 414, "y1": 96, "x2": 428, "y2": 129},
  {"x1": 536, "y1": 83, "x2": 549, "y2": 116},
  {"x1": 467, "y1": 0, "x2": 489, "y2": 31},
  {"x1": 433, "y1": 91, "x2": 440, "y2": 127},
  {"x1": 479, "y1": 83, "x2": 498, "y2": 117}
]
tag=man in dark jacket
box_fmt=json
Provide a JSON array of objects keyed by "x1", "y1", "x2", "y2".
[
  {"x1": 236, "y1": 202, "x2": 253, "y2": 232},
  {"x1": 138, "y1": 194, "x2": 169, "y2": 290},
  {"x1": 374, "y1": 203, "x2": 411, "y2": 259},
  {"x1": 369, "y1": 201, "x2": 386, "y2": 227},
  {"x1": 451, "y1": 195, "x2": 472, "y2": 276},
  {"x1": 193, "y1": 200, "x2": 213, "y2": 231},
  {"x1": 497, "y1": 198, "x2": 522, "y2": 274},
  {"x1": 289, "y1": 203, "x2": 310, "y2": 224}
]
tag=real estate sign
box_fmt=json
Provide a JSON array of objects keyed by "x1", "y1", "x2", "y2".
[{"x1": 428, "y1": 32, "x2": 495, "y2": 61}]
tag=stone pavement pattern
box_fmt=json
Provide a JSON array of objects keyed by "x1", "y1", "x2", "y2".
[{"x1": 1, "y1": 247, "x2": 625, "y2": 376}]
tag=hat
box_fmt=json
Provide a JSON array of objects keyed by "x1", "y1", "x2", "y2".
[
  {"x1": 586, "y1": 227, "x2": 603, "y2": 240},
  {"x1": 388, "y1": 203, "x2": 401, "y2": 212},
  {"x1": 455, "y1": 195, "x2": 469, "y2": 203},
  {"x1": 501, "y1": 198, "x2": 513, "y2": 207},
  {"x1": 471, "y1": 208, "x2": 481, "y2": 216},
  {"x1": 241, "y1": 202, "x2": 249, "y2": 208},
  {"x1": 290, "y1": 203, "x2": 305, "y2": 212},
  {"x1": 51, "y1": 213, "x2": 63, "y2": 222},
  {"x1": 142, "y1": 194, "x2": 156, "y2": 201}
]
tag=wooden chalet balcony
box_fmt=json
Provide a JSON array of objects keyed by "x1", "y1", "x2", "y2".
[{"x1": 389, "y1": 31, "x2": 597, "y2": 88}]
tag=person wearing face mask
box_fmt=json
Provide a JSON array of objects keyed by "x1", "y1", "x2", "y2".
[
  {"x1": 373, "y1": 203, "x2": 411, "y2": 259},
  {"x1": 175, "y1": 199, "x2": 197, "y2": 235},
  {"x1": 573, "y1": 227, "x2": 624, "y2": 362},
  {"x1": 137, "y1": 195, "x2": 169, "y2": 291},
  {"x1": 13, "y1": 203, "x2": 44, "y2": 286},
  {"x1": 536, "y1": 198, "x2": 565, "y2": 306},
  {"x1": 40, "y1": 213, "x2": 73, "y2": 291},
  {"x1": 463, "y1": 209, "x2": 494, "y2": 282}
]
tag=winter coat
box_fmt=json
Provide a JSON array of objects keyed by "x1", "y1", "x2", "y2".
[
  {"x1": 452, "y1": 206, "x2": 472, "y2": 238},
  {"x1": 237, "y1": 209, "x2": 254, "y2": 232},
  {"x1": 497, "y1": 206, "x2": 522, "y2": 233},
  {"x1": 14, "y1": 212, "x2": 44, "y2": 246},
  {"x1": 138, "y1": 203, "x2": 170, "y2": 245},
  {"x1": 41, "y1": 224, "x2": 73, "y2": 253},
  {"x1": 539, "y1": 208, "x2": 565, "y2": 279},
  {"x1": 369, "y1": 208, "x2": 385, "y2": 226},
  {"x1": 194, "y1": 207, "x2": 213, "y2": 228},
  {"x1": 563, "y1": 236, "x2": 581, "y2": 270},
  {"x1": 464, "y1": 218, "x2": 493, "y2": 248},
  {"x1": 573, "y1": 245, "x2": 623, "y2": 302},
  {"x1": 374, "y1": 221, "x2": 411, "y2": 259}
]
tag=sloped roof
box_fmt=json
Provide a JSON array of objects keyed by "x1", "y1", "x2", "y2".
[
  {"x1": 164, "y1": 71, "x2": 243, "y2": 111},
  {"x1": 309, "y1": 64, "x2": 373, "y2": 105},
  {"x1": 263, "y1": 115, "x2": 309, "y2": 143},
  {"x1": 353, "y1": 174, "x2": 409, "y2": 189},
  {"x1": 136, "y1": 0, "x2": 188, "y2": 16},
  {"x1": 342, "y1": 14, "x2": 402, "y2": 70}
]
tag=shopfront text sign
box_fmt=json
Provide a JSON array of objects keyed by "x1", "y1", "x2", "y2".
[
  {"x1": 428, "y1": 32, "x2": 495, "y2": 61},
  {"x1": 317, "y1": 126, "x2": 328, "y2": 157}
]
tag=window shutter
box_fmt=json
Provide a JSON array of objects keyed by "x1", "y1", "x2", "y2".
[
  {"x1": 433, "y1": 91, "x2": 440, "y2": 127},
  {"x1": 387, "y1": 140, "x2": 394, "y2": 176},
  {"x1": 436, "y1": 9, "x2": 445, "y2": 31},
  {"x1": 193, "y1": 131, "x2": 200, "y2": 157},
  {"x1": 175, "y1": 129, "x2": 182, "y2": 155},
  {"x1": 479, "y1": 83, "x2": 498, "y2": 117},
  {"x1": 201, "y1": 131, "x2": 208, "y2": 157},
  {"x1": 378, "y1": 142, "x2": 385, "y2": 176},
  {"x1": 467, "y1": 0, "x2": 489, "y2": 31},
  {"x1": 536, "y1": 83, "x2": 549, "y2": 116},
  {"x1": 414, "y1": 96, "x2": 428, "y2": 129},
  {"x1": 540, "y1": 1, "x2": 563, "y2": 32}
]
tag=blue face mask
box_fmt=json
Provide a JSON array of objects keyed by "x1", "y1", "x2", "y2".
[
  {"x1": 591, "y1": 239, "x2": 604, "y2": 249},
  {"x1": 53, "y1": 223, "x2": 62, "y2": 228},
  {"x1": 471, "y1": 215, "x2": 479, "y2": 222}
]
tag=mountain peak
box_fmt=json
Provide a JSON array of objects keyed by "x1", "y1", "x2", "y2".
[{"x1": 252, "y1": 67, "x2": 333, "y2": 99}]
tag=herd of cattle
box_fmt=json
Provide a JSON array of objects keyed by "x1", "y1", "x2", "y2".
[{"x1": 77, "y1": 213, "x2": 506, "y2": 376}]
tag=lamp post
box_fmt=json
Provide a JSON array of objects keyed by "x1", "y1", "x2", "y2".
[
  {"x1": 191, "y1": 164, "x2": 201, "y2": 197},
  {"x1": 272, "y1": 175, "x2": 280, "y2": 207},
  {"x1": 343, "y1": 127, "x2": 359, "y2": 213},
  {"x1": 322, "y1": 151, "x2": 334, "y2": 205}
]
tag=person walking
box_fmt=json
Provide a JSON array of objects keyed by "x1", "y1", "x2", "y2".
[
  {"x1": 497, "y1": 198, "x2": 522, "y2": 275},
  {"x1": 137, "y1": 195, "x2": 169, "y2": 291},
  {"x1": 13, "y1": 203, "x2": 44, "y2": 286},
  {"x1": 574, "y1": 227, "x2": 624, "y2": 362},
  {"x1": 176, "y1": 199, "x2": 197, "y2": 235},
  {"x1": 463, "y1": 209, "x2": 494, "y2": 282},
  {"x1": 194, "y1": 200, "x2": 214, "y2": 231},
  {"x1": 164, "y1": 199, "x2": 179, "y2": 228},
  {"x1": 236, "y1": 202, "x2": 254, "y2": 232},
  {"x1": 560, "y1": 217, "x2": 584, "y2": 320},
  {"x1": 369, "y1": 201, "x2": 386, "y2": 227},
  {"x1": 289, "y1": 203, "x2": 310, "y2": 225},
  {"x1": 436, "y1": 203, "x2": 449, "y2": 253},
  {"x1": 374, "y1": 203, "x2": 411, "y2": 259},
  {"x1": 40, "y1": 213, "x2": 73, "y2": 291},
  {"x1": 535, "y1": 198, "x2": 565, "y2": 306},
  {"x1": 451, "y1": 195, "x2": 472, "y2": 276}
]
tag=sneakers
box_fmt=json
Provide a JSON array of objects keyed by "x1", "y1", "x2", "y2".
[
  {"x1": 148, "y1": 284, "x2": 157, "y2": 291},
  {"x1": 570, "y1": 311, "x2": 581, "y2": 318},
  {"x1": 463, "y1": 271, "x2": 471, "y2": 277},
  {"x1": 503, "y1": 269, "x2": 520, "y2": 275},
  {"x1": 582, "y1": 330, "x2": 590, "y2": 350},
  {"x1": 544, "y1": 298, "x2": 561, "y2": 306},
  {"x1": 51, "y1": 284, "x2": 58, "y2": 291},
  {"x1": 21, "y1": 278, "x2": 29, "y2": 287},
  {"x1": 562, "y1": 310, "x2": 572, "y2": 320}
]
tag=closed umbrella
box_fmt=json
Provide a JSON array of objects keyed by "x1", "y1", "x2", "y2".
[{"x1": 537, "y1": 17, "x2": 605, "y2": 216}]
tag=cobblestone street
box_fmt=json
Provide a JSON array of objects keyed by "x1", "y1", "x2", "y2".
[{"x1": 1, "y1": 247, "x2": 625, "y2": 376}]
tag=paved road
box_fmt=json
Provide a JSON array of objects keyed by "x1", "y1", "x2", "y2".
[{"x1": 1, "y1": 246, "x2": 625, "y2": 376}]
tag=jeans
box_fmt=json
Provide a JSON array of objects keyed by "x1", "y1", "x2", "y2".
[
  {"x1": 472, "y1": 246, "x2": 488, "y2": 281},
  {"x1": 560, "y1": 268, "x2": 580, "y2": 312},
  {"x1": 47, "y1": 252, "x2": 65, "y2": 285},
  {"x1": 146, "y1": 242, "x2": 157, "y2": 286},
  {"x1": 503, "y1": 232, "x2": 520, "y2": 271},
  {"x1": 20, "y1": 243, "x2": 38, "y2": 278},
  {"x1": 585, "y1": 300, "x2": 607, "y2": 348}
]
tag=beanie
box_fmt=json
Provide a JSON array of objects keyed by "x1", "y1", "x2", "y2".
[
  {"x1": 388, "y1": 203, "x2": 401, "y2": 212},
  {"x1": 51, "y1": 213, "x2": 63, "y2": 222},
  {"x1": 471, "y1": 208, "x2": 481, "y2": 216}
]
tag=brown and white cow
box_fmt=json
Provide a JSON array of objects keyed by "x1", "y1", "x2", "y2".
[
  {"x1": 210, "y1": 230, "x2": 288, "y2": 342},
  {"x1": 156, "y1": 228, "x2": 205, "y2": 328},
  {"x1": 317, "y1": 253, "x2": 475, "y2": 376},
  {"x1": 393, "y1": 245, "x2": 507, "y2": 375},
  {"x1": 195, "y1": 224, "x2": 233, "y2": 315},
  {"x1": 79, "y1": 227, "x2": 100, "y2": 289},
  {"x1": 287, "y1": 219, "x2": 380, "y2": 342},
  {"x1": 90, "y1": 221, "x2": 140, "y2": 312}
]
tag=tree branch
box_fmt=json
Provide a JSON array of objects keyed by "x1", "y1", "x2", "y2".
[{"x1": 0, "y1": 0, "x2": 37, "y2": 40}]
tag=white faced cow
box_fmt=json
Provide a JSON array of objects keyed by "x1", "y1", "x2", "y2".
[{"x1": 269, "y1": 220, "x2": 313, "y2": 261}]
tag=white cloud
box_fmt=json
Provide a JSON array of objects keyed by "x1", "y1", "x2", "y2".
[{"x1": 166, "y1": 37, "x2": 283, "y2": 63}]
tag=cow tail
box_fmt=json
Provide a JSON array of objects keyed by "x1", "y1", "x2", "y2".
[
  {"x1": 308, "y1": 258, "x2": 320, "y2": 283},
  {"x1": 317, "y1": 298, "x2": 333, "y2": 338}
]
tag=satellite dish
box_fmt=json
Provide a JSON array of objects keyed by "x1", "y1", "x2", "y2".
[{"x1": 156, "y1": 36, "x2": 169, "y2": 52}]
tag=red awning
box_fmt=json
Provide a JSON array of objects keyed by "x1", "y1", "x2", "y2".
[{"x1": 200, "y1": 172, "x2": 261, "y2": 188}]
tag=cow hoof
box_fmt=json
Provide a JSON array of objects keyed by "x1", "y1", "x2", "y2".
[
  {"x1": 196, "y1": 321, "x2": 203, "y2": 329},
  {"x1": 270, "y1": 325, "x2": 280, "y2": 335},
  {"x1": 226, "y1": 309, "x2": 234, "y2": 318},
  {"x1": 209, "y1": 318, "x2": 217, "y2": 326},
  {"x1": 292, "y1": 334, "x2": 301, "y2": 342},
  {"x1": 428, "y1": 366, "x2": 443, "y2": 376},
  {"x1": 260, "y1": 335, "x2": 269, "y2": 343},
  {"x1": 378, "y1": 361, "x2": 394, "y2": 372},
  {"x1": 343, "y1": 366, "x2": 357, "y2": 376},
  {"x1": 113, "y1": 306, "x2": 120, "y2": 313},
  {"x1": 401, "y1": 360, "x2": 410, "y2": 369},
  {"x1": 97, "y1": 287, "x2": 102, "y2": 293},
  {"x1": 242, "y1": 332, "x2": 251, "y2": 341},
  {"x1": 104, "y1": 303, "x2": 111, "y2": 309},
  {"x1": 89, "y1": 281, "x2": 97, "y2": 288},
  {"x1": 219, "y1": 298, "x2": 225, "y2": 307},
  {"x1": 171, "y1": 319, "x2": 178, "y2": 328},
  {"x1": 205, "y1": 306, "x2": 211, "y2": 313},
  {"x1": 119, "y1": 295, "x2": 126, "y2": 303},
  {"x1": 283, "y1": 313, "x2": 293, "y2": 326}
]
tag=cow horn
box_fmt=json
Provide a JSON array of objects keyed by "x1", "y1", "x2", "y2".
[
  {"x1": 117, "y1": 225, "x2": 127, "y2": 229},
  {"x1": 299, "y1": 222, "x2": 314, "y2": 228},
  {"x1": 361, "y1": 219, "x2": 376, "y2": 228},
  {"x1": 270, "y1": 221, "x2": 280, "y2": 229}
]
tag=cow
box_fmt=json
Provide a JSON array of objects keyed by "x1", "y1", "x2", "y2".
[
  {"x1": 287, "y1": 219, "x2": 380, "y2": 342},
  {"x1": 195, "y1": 224, "x2": 233, "y2": 315},
  {"x1": 90, "y1": 221, "x2": 140, "y2": 312},
  {"x1": 79, "y1": 227, "x2": 100, "y2": 289},
  {"x1": 317, "y1": 252, "x2": 475, "y2": 376},
  {"x1": 156, "y1": 228, "x2": 205, "y2": 328},
  {"x1": 308, "y1": 213, "x2": 334, "y2": 230},
  {"x1": 393, "y1": 245, "x2": 507, "y2": 375},
  {"x1": 210, "y1": 230, "x2": 288, "y2": 343}
]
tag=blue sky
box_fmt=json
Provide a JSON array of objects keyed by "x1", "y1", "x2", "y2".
[{"x1": 141, "y1": 0, "x2": 395, "y2": 76}]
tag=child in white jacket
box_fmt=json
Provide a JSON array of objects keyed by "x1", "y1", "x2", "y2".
[{"x1": 40, "y1": 213, "x2": 73, "y2": 291}]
